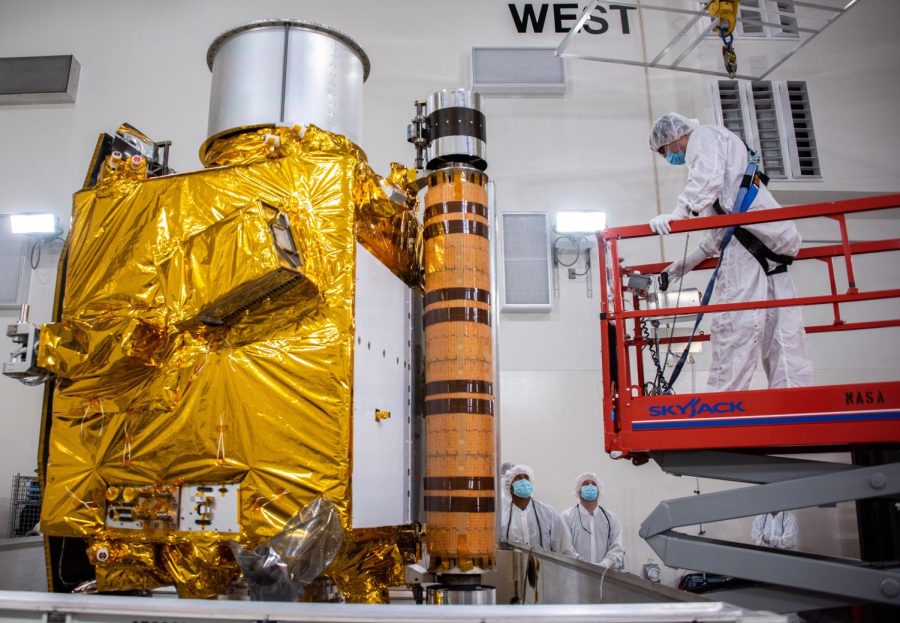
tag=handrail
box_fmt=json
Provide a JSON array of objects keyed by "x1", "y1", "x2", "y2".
[
  {"x1": 628, "y1": 238, "x2": 900, "y2": 276},
  {"x1": 600, "y1": 193, "x2": 900, "y2": 242},
  {"x1": 616, "y1": 288, "x2": 900, "y2": 320},
  {"x1": 596, "y1": 194, "x2": 900, "y2": 460}
]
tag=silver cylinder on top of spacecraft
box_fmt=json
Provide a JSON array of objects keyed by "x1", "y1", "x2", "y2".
[{"x1": 205, "y1": 19, "x2": 370, "y2": 145}]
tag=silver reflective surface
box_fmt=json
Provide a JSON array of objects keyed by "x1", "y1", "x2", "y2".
[
  {"x1": 426, "y1": 88, "x2": 483, "y2": 114},
  {"x1": 490, "y1": 545, "x2": 703, "y2": 605},
  {"x1": 424, "y1": 89, "x2": 486, "y2": 170},
  {"x1": 426, "y1": 135, "x2": 486, "y2": 170},
  {"x1": 206, "y1": 21, "x2": 367, "y2": 144},
  {"x1": 425, "y1": 586, "x2": 496, "y2": 605}
]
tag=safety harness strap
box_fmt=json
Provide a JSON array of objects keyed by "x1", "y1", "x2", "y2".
[
  {"x1": 712, "y1": 201, "x2": 794, "y2": 276},
  {"x1": 665, "y1": 162, "x2": 760, "y2": 390},
  {"x1": 742, "y1": 170, "x2": 770, "y2": 188},
  {"x1": 733, "y1": 227, "x2": 793, "y2": 275}
]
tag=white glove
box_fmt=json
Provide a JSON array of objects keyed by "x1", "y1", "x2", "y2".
[
  {"x1": 649, "y1": 213, "x2": 683, "y2": 235},
  {"x1": 662, "y1": 246, "x2": 709, "y2": 289},
  {"x1": 598, "y1": 558, "x2": 612, "y2": 569}
]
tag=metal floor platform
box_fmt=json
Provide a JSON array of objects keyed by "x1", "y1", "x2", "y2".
[{"x1": 0, "y1": 590, "x2": 784, "y2": 623}]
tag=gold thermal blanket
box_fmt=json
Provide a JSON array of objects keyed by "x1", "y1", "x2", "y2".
[{"x1": 37, "y1": 125, "x2": 422, "y2": 600}]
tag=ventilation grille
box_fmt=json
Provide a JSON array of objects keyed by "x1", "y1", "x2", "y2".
[
  {"x1": 739, "y1": 0, "x2": 765, "y2": 36},
  {"x1": 0, "y1": 55, "x2": 80, "y2": 105},
  {"x1": 472, "y1": 47, "x2": 565, "y2": 95},
  {"x1": 501, "y1": 213, "x2": 552, "y2": 311},
  {"x1": 713, "y1": 78, "x2": 821, "y2": 181},
  {"x1": 717, "y1": 80, "x2": 746, "y2": 142},
  {"x1": 736, "y1": 0, "x2": 798, "y2": 38},
  {"x1": 751, "y1": 81, "x2": 786, "y2": 179},
  {"x1": 786, "y1": 81, "x2": 820, "y2": 177},
  {"x1": 774, "y1": 1, "x2": 799, "y2": 37}
]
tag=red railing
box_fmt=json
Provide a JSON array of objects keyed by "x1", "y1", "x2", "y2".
[{"x1": 597, "y1": 194, "x2": 900, "y2": 461}]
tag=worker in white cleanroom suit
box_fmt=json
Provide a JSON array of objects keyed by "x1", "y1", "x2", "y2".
[
  {"x1": 561, "y1": 472, "x2": 625, "y2": 570},
  {"x1": 500, "y1": 464, "x2": 577, "y2": 556},
  {"x1": 648, "y1": 112, "x2": 814, "y2": 391},
  {"x1": 752, "y1": 510, "x2": 799, "y2": 550}
]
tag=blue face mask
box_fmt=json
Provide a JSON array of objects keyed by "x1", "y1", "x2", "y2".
[
  {"x1": 512, "y1": 479, "x2": 533, "y2": 498},
  {"x1": 580, "y1": 484, "x2": 599, "y2": 501},
  {"x1": 666, "y1": 151, "x2": 686, "y2": 166}
]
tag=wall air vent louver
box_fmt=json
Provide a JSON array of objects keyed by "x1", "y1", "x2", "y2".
[
  {"x1": 0, "y1": 56, "x2": 80, "y2": 105},
  {"x1": 472, "y1": 47, "x2": 565, "y2": 96},
  {"x1": 500, "y1": 212, "x2": 553, "y2": 312}
]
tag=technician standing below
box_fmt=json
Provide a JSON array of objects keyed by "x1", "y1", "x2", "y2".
[
  {"x1": 648, "y1": 112, "x2": 814, "y2": 392},
  {"x1": 752, "y1": 510, "x2": 799, "y2": 550},
  {"x1": 501, "y1": 464, "x2": 576, "y2": 555},
  {"x1": 562, "y1": 472, "x2": 625, "y2": 569}
]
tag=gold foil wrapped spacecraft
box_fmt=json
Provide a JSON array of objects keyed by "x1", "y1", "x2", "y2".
[
  {"x1": 329, "y1": 524, "x2": 423, "y2": 604},
  {"x1": 38, "y1": 125, "x2": 422, "y2": 599}
]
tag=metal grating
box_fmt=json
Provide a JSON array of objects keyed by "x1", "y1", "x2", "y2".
[
  {"x1": 717, "y1": 80, "x2": 747, "y2": 143},
  {"x1": 0, "y1": 55, "x2": 80, "y2": 105},
  {"x1": 786, "y1": 81, "x2": 821, "y2": 177},
  {"x1": 472, "y1": 47, "x2": 565, "y2": 95},
  {"x1": 734, "y1": 0, "x2": 801, "y2": 38},
  {"x1": 501, "y1": 213, "x2": 552, "y2": 310},
  {"x1": 774, "y1": 1, "x2": 800, "y2": 37},
  {"x1": 751, "y1": 81, "x2": 787, "y2": 178},
  {"x1": 739, "y1": 0, "x2": 766, "y2": 36},
  {"x1": 716, "y1": 78, "x2": 820, "y2": 180},
  {"x1": 7, "y1": 473, "x2": 41, "y2": 537}
]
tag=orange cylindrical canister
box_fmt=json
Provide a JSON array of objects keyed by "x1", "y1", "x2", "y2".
[{"x1": 422, "y1": 167, "x2": 494, "y2": 573}]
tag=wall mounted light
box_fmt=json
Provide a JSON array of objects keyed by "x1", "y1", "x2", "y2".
[
  {"x1": 4, "y1": 213, "x2": 65, "y2": 271},
  {"x1": 551, "y1": 211, "x2": 606, "y2": 299},
  {"x1": 8, "y1": 213, "x2": 62, "y2": 238},
  {"x1": 554, "y1": 210, "x2": 606, "y2": 234}
]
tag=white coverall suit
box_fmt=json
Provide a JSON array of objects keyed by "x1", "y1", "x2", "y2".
[
  {"x1": 561, "y1": 503, "x2": 625, "y2": 569},
  {"x1": 669, "y1": 125, "x2": 814, "y2": 392},
  {"x1": 502, "y1": 498, "x2": 577, "y2": 556},
  {"x1": 751, "y1": 511, "x2": 799, "y2": 550}
]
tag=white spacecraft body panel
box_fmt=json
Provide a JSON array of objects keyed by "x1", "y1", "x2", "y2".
[{"x1": 351, "y1": 243, "x2": 413, "y2": 528}]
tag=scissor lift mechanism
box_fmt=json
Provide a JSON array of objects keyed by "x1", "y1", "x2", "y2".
[{"x1": 598, "y1": 194, "x2": 900, "y2": 610}]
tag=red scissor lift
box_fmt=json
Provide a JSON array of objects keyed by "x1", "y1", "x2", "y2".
[{"x1": 597, "y1": 194, "x2": 900, "y2": 612}]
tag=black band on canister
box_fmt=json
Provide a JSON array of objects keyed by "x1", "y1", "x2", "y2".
[
  {"x1": 424, "y1": 495, "x2": 495, "y2": 513},
  {"x1": 423, "y1": 219, "x2": 489, "y2": 240},
  {"x1": 424, "y1": 476, "x2": 495, "y2": 491},
  {"x1": 424, "y1": 288, "x2": 491, "y2": 308},
  {"x1": 422, "y1": 306, "x2": 491, "y2": 328},
  {"x1": 424, "y1": 379, "x2": 493, "y2": 396},
  {"x1": 423, "y1": 397, "x2": 494, "y2": 416},
  {"x1": 424, "y1": 201, "x2": 488, "y2": 222},
  {"x1": 427, "y1": 107, "x2": 487, "y2": 142}
]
